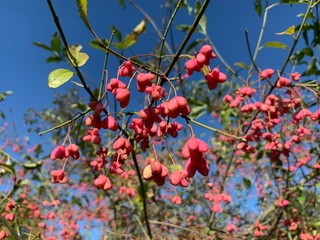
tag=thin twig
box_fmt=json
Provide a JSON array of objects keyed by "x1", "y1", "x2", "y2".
[
  {"x1": 38, "y1": 109, "x2": 91, "y2": 136},
  {"x1": 46, "y1": 0, "x2": 97, "y2": 101},
  {"x1": 185, "y1": 116, "x2": 246, "y2": 142},
  {"x1": 161, "y1": 0, "x2": 211, "y2": 83},
  {"x1": 130, "y1": 140, "x2": 152, "y2": 239},
  {"x1": 156, "y1": 0, "x2": 183, "y2": 72},
  {"x1": 245, "y1": 29, "x2": 259, "y2": 73}
]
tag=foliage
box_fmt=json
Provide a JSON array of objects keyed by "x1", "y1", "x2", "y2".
[{"x1": 1, "y1": 0, "x2": 320, "y2": 239}]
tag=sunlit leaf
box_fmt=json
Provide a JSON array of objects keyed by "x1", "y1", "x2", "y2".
[
  {"x1": 76, "y1": 0, "x2": 90, "y2": 29},
  {"x1": 48, "y1": 68, "x2": 75, "y2": 88},
  {"x1": 113, "y1": 19, "x2": 147, "y2": 51},
  {"x1": 66, "y1": 46, "x2": 89, "y2": 67},
  {"x1": 234, "y1": 62, "x2": 249, "y2": 69},
  {"x1": 23, "y1": 161, "x2": 42, "y2": 170},
  {"x1": 133, "y1": 18, "x2": 147, "y2": 35},
  {"x1": 190, "y1": 105, "x2": 207, "y2": 118},
  {"x1": 263, "y1": 41, "x2": 288, "y2": 49},
  {"x1": 276, "y1": 25, "x2": 295, "y2": 36},
  {"x1": 0, "y1": 163, "x2": 15, "y2": 177},
  {"x1": 298, "y1": 194, "x2": 305, "y2": 204},
  {"x1": 194, "y1": 1, "x2": 207, "y2": 34}
]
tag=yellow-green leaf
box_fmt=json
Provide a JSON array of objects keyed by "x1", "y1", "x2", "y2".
[
  {"x1": 67, "y1": 46, "x2": 89, "y2": 67},
  {"x1": 76, "y1": 0, "x2": 90, "y2": 29},
  {"x1": 263, "y1": 41, "x2": 288, "y2": 49},
  {"x1": 114, "y1": 19, "x2": 147, "y2": 51},
  {"x1": 0, "y1": 163, "x2": 15, "y2": 177},
  {"x1": 234, "y1": 62, "x2": 249, "y2": 69},
  {"x1": 133, "y1": 18, "x2": 147, "y2": 35},
  {"x1": 48, "y1": 69, "x2": 75, "y2": 88},
  {"x1": 276, "y1": 25, "x2": 295, "y2": 36}
]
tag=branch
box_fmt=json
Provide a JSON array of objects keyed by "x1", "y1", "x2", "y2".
[
  {"x1": 38, "y1": 109, "x2": 91, "y2": 136},
  {"x1": 46, "y1": 0, "x2": 97, "y2": 101},
  {"x1": 185, "y1": 116, "x2": 246, "y2": 142},
  {"x1": 130, "y1": 140, "x2": 152, "y2": 239},
  {"x1": 161, "y1": 0, "x2": 211, "y2": 82}
]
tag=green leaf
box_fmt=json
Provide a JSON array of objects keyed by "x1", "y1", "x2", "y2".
[
  {"x1": 263, "y1": 41, "x2": 288, "y2": 49},
  {"x1": 190, "y1": 105, "x2": 207, "y2": 118},
  {"x1": 313, "y1": 222, "x2": 320, "y2": 227},
  {"x1": 118, "y1": 0, "x2": 126, "y2": 8},
  {"x1": 113, "y1": 19, "x2": 147, "y2": 51},
  {"x1": 33, "y1": 42, "x2": 52, "y2": 51},
  {"x1": 243, "y1": 177, "x2": 251, "y2": 189},
  {"x1": 302, "y1": 47, "x2": 313, "y2": 57},
  {"x1": 89, "y1": 39, "x2": 110, "y2": 50},
  {"x1": 186, "y1": 39, "x2": 204, "y2": 53},
  {"x1": 51, "y1": 33, "x2": 61, "y2": 52},
  {"x1": 76, "y1": 0, "x2": 90, "y2": 29},
  {"x1": 111, "y1": 26, "x2": 122, "y2": 42},
  {"x1": 199, "y1": 15, "x2": 207, "y2": 34},
  {"x1": 298, "y1": 194, "x2": 305, "y2": 205},
  {"x1": 48, "y1": 69, "x2": 75, "y2": 88},
  {"x1": 23, "y1": 161, "x2": 42, "y2": 170},
  {"x1": 46, "y1": 55, "x2": 63, "y2": 63},
  {"x1": 181, "y1": 0, "x2": 193, "y2": 15},
  {"x1": 254, "y1": 0, "x2": 262, "y2": 17},
  {"x1": 0, "y1": 91, "x2": 13, "y2": 101},
  {"x1": 194, "y1": 1, "x2": 207, "y2": 34},
  {"x1": 66, "y1": 46, "x2": 89, "y2": 67},
  {"x1": 276, "y1": 25, "x2": 295, "y2": 36},
  {"x1": 72, "y1": 196, "x2": 83, "y2": 207},
  {"x1": 0, "y1": 111, "x2": 5, "y2": 119},
  {"x1": 0, "y1": 163, "x2": 15, "y2": 177},
  {"x1": 176, "y1": 24, "x2": 193, "y2": 32},
  {"x1": 234, "y1": 62, "x2": 249, "y2": 69}
]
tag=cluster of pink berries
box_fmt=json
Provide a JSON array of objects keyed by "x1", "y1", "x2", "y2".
[
  {"x1": 185, "y1": 44, "x2": 227, "y2": 90},
  {"x1": 50, "y1": 143, "x2": 80, "y2": 160},
  {"x1": 106, "y1": 78, "x2": 130, "y2": 108},
  {"x1": 143, "y1": 160, "x2": 169, "y2": 186}
]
